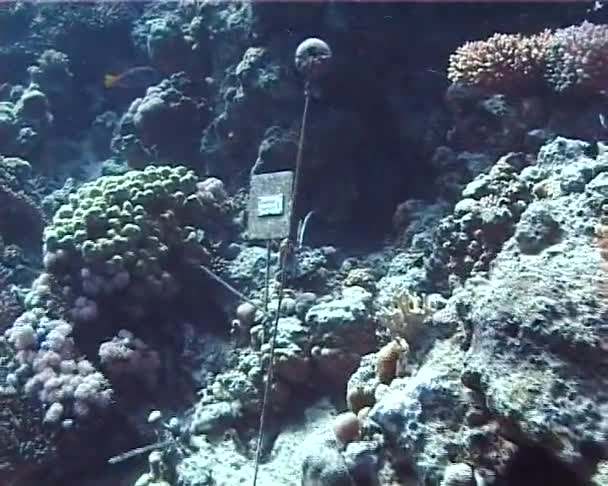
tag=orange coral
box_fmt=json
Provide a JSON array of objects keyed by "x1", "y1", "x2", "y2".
[
  {"x1": 333, "y1": 411, "x2": 360, "y2": 445},
  {"x1": 376, "y1": 338, "x2": 409, "y2": 385},
  {"x1": 347, "y1": 384, "x2": 374, "y2": 414}
]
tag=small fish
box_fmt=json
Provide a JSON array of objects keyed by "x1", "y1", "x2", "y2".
[
  {"x1": 600, "y1": 113, "x2": 608, "y2": 130},
  {"x1": 426, "y1": 68, "x2": 444, "y2": 77},
  {"x1": 103, "y1": 66, "x2": 160, "y2": 89}
]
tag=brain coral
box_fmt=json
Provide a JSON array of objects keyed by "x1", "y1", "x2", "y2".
[
  {"x1": 545, "y1": 21, "x2": 608, "y2": 95},
  {"x1": 447, "y1": 30, "x2": 553, "y2": 94},
  {"x1": 42, "y1": 165, "x2": 210, "y2": 320}
]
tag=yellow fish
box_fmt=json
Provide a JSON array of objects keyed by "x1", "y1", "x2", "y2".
[{"x1": 104, "y1": 66, "x2": 160, "y2": 89}]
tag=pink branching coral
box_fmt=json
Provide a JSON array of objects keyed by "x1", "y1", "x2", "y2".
[
  {"x1": 447, "y1": 30, "x2": 553, "y2": 94},
  {"x1": 449, "y1": 22, "x2": 608, "y2": 97},
  {"x1": 5, "y1": 310, "x2": 113, "y2": 425},
  {"x1": 99, "y1": 329, "x2": 161, "y2": 391},
  {"x1": 545, "y1": 21, "x2": 608, "y2": 95}
]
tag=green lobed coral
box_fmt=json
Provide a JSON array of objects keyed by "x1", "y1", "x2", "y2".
[{"x1": 43, "y1": 165, "x2": 209, "y2": 304}]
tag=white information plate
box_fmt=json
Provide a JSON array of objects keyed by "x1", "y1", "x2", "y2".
[{"x1": 257, "y1": 194, "x2": 284, "y2": 217}]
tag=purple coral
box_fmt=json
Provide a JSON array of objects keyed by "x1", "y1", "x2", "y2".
[
  {"x1": 5, "y1": 310, "x2": 113, "y2": 425},
  {"x1": 545, "y1": 21, "x2": 608, "y2": 95},
  {"x1": 99, "y1": 329, "x2": 161, "y2": 391}
]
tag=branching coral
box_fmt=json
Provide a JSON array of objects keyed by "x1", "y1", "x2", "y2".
[
  {"x1": 449, "y1": 22, "x2": 608, "y2": 98},
  {"x1": 4, "y1": 309, "x2": 113, "y2": 425},
  {"x1": 99, "y1": 329, "x2": 161, "y2": 392},
  {"x1": 0, "y1": 340, "x2": 57, "y2": 476},
  {"x1": 545, "y1": 21, "x2": 608, "y2": 95},
  {"x1": 447, "y1": 30, "x2": 553, "y2": 94}
]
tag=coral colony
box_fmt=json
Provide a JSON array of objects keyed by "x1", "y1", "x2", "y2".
[{"x1": 0, "y1": 3, "x2": 606, "y2": 486}]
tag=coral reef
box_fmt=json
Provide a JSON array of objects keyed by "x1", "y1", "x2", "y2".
[
  {"x1": 2, "y1": 3, "x2": 608, "y2": 486},
  {"x1": 363, "y1": 137, "x2": 608, "y2": 485}
]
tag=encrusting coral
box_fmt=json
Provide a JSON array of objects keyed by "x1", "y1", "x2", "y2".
[{"x1": 0, "y1": 156, "x2": 45, "y2": 249}]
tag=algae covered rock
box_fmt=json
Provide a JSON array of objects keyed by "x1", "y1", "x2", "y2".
[{"x1": 306, "y1": 287, "x2": 376, "y2": 385}]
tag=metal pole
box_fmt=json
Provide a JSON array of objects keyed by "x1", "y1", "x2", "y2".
[
  {"x1": 263, "y1": 239, "x2": 272, "y2": 312},
  {"x1": 289, "y1": 82, "x2": 311, "y2": 241},
  {"x1": 251, "y1": 37, "x2": 331, "y2": 486},
  {"x1": 252, "y1": 81, "x2": 311, "y2": 486},
  {"x1": 251, "y1": 246, "x2": 289, "y2": 486}
]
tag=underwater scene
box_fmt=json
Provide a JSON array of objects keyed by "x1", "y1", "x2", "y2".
[{"x1": 1, "y1": 1, "x2": 608, "y2": 485}]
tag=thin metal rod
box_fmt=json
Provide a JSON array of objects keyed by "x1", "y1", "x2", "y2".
[
  {"x1": 198, "y1": 263, "x2": 265, "y2": 315},
  {"x1": 263, "y1": 240, "x2": 272, "y2": 312},
  {"x1": 251, "y1": 250, "x2": 288, "y2": 486},
  {"x1": 289, "y1": 82, "x2": 311, "y2": 240},
  {"x1": 108, "y1": 439, "x2": 173, "y2": 465},
  {"x1": 252, "y1": 81, "x2": 312, "y2": 486}
]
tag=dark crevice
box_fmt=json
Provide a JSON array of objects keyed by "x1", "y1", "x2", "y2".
[{"x1": 500, "y1": 444, "x2": 593, "y2": 486}]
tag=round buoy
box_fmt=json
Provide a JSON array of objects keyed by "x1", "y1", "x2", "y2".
[{"x1": 295, "y1": 37, "x2": 332, "y2": 80}]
